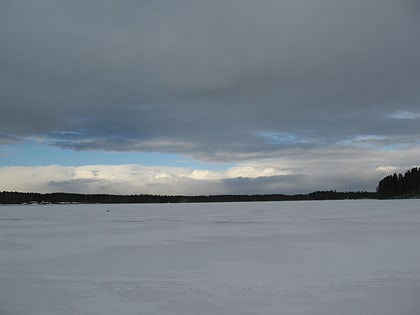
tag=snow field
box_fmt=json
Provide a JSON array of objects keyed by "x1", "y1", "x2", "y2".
[{"x1": 1, "y1": 200, "x2": 420, "y2": 314}]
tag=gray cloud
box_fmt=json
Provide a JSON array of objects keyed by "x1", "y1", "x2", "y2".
[
  {"x1": 47, "y1": 174, "x2": 310, "y2": 195},
  {"x1": 1, "y1": 0, "x2": 420, "y2": 163},
  {"x1": 222, "y1": 175, "x2": 307, "y2": 195}
]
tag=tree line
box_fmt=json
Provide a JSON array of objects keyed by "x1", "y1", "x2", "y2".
[
  {"x1": 377, "y1": 167, "x2": 420, "y2": 198},
  {"x1": 0, "y1": 191, "x2": 376, "y2": 204}
]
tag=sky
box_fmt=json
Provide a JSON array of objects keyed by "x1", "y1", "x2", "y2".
[{"x1": 1, "y1": 0, "x2": 420, "y2": 195}]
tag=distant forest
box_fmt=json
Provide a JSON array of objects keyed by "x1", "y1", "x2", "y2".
[
  {"x1": 1, "y1": 167, "x2": 419, "y2": 204},
  {"x1": 0, "y1": 191, "x2": 375, "y2": 204},
  {"x1": 377, "y1": 167, "x2": 420, "y2": 199}
]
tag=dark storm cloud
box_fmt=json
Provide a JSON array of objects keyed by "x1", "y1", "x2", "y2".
[
  {"x1": 47, "y1": 174, "x2": 309, "y2": 195},
  {"x1": 1, "y1": 0, "x2": 420, "y2": 160},
  {"x1": 222, "y1": 175, "x2": 307, "y2": 195},
  {"x1": 222, "y1": 173, "x2": 379, "y2": 195}
]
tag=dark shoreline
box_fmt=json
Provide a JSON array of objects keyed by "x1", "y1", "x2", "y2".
[{"x1": 0, "y1": 191, "x2": 378, "y2": 204}]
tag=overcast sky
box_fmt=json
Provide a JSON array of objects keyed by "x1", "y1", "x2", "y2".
[{"x1": 1, "y1": 0, "x2": 420, "y2": 195}]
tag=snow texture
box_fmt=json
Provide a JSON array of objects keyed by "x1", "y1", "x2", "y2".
[{"x1": 1, "y1": 200, "x2": 420, "y2": 314}]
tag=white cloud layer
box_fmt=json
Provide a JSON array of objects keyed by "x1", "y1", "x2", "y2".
[{"x1": 2, "y1": 146, "x2": 419, "y2": 195}]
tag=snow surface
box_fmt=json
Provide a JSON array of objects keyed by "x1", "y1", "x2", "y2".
[{"x1": 1, "y1": 200, "x2": 420, "y2": 315}]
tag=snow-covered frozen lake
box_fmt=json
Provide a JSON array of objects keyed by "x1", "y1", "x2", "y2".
[{"x1": 1, "y1": 200, "x2": 420, "y2": 315}]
